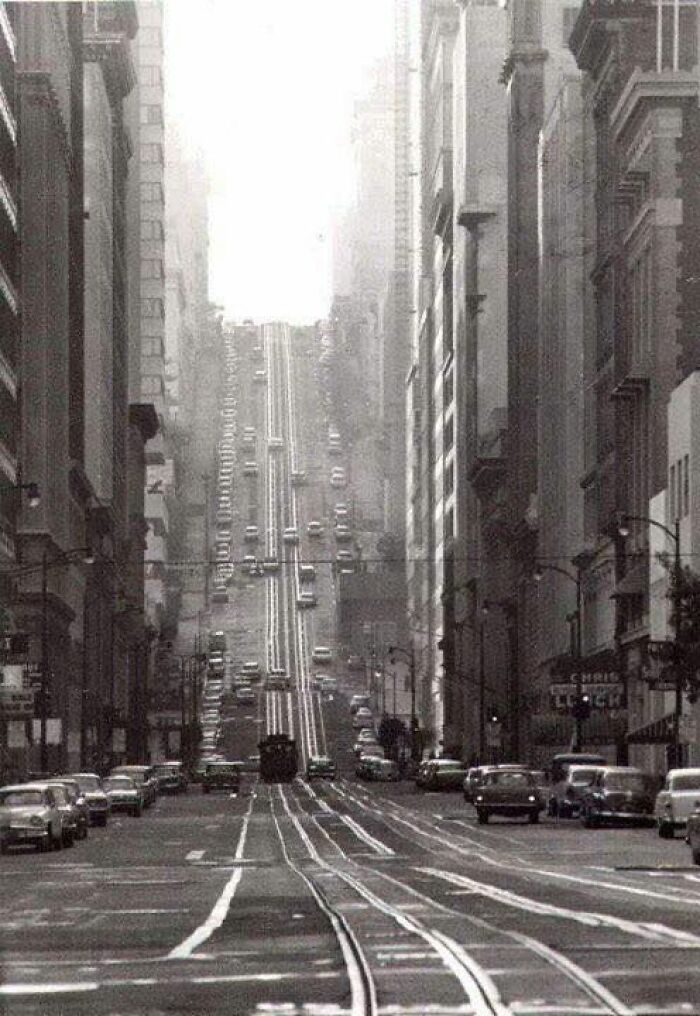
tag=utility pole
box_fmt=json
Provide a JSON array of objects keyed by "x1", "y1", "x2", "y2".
[{"x1": 479, "y1": 618, "x2": 485, "y2": 763}]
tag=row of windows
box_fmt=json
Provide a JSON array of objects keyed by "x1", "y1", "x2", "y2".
[
  {"x1": 139, "y1": 65, "x2": 162, "y2": 87},
  {"x1": 141, "y1": 219, "x2": 164, "y2": 241},
  {"x1": 141, "y1": 297, "x2": 164, "y2": 318},
  {"x1": 141, "y1": 182, "x2": 164, "y2": 203},
  {"x1": 669, "y1": 454, "x2": 690, "y2": 522}
]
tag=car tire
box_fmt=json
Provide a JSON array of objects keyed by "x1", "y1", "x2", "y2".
[
  {"x1": 98, "y1": 814, "x2": 108, "y2": 828},
  {"x1": 52, "y1": 828, "x2": 63, "y2": 851},
  {"x1": 477, "y1": 809, "x2": 489, "y2": 825},
  {"x1": 132, "y1": 806, "x2": 142, "y2": 818},
  {"x1": 62, "y1": 829, "x2": 74, "y2": 848},
  {"x1": 582, "y1": 807, "x2": 598, "y2": 829},
  {"x1": 547, "y1": 798, "x2": 558, "y2": 818},
  {"x1": 0, "y1": 839, "x2": 8, "y2": 855},
  {"x1": 528, "y1": 810, "x2": 539, "y2": 824},
  {"x1": 80, "y1": 824, "x2": 88, "y2": 841},
  {"x1": 692, "y1": 847, "x2": 700, "y2": 866},
  {"x1": 658, "y1": 822, "x2": 674, "y2": 839}
]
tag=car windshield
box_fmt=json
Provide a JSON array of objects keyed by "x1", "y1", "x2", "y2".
[
  {"x1": 437, "y1": 761, "x2": 464, "y2": 771},
  {"x1": 487, "y1": 770, "x2": 532, "y2": 786},
  {"x1": 0, "y1": 789, "x2": 45, "y2": 807},
  {"x1": 104, "y1": 777, "x2": 134, "y2": 790},
  {"x1": 207, "y1": 764, "x2": 237, "y2": 774},
  {"x1": 570, "y1": 768, "x2": 599, "y2": 784},
  {"x1": 672, "y1": 773, "x2": 700, "y2": 791},
  {"x1": 605, "y1": 772, "x2": 647, "y2": 791},
  {"x1": 72, "y1": 775, "x2": 101, "y2": 791},
  {"x1": 155, "y1": 765, "x2": 179, "y2": 775}
]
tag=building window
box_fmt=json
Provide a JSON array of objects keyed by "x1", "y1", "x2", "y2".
[
  {"x1": 445, "y1": 507, "x2": 454, "y2": 541},
  {"x1": 140, "y1": 65, "x2": 162, "y2": 86},
  {"x1": 443, "y1": 369, "x2": 453, "y2": 410},
  {"x1": 444, "y1": 414, "x2": 454, "y2": 453},
  {"x1": 670, "y1": 463, "x2": 676, "y2": 521},
  {"x1": 140, "y1": 104, "x2": 163, "y2": 126},
  {"x1": 444, "y1": 460, "x2": 454, "y2": 498},
  {"x1": 141, "y1": 298, "x2": 164, "y2": 318},
  {"x1": 141, "y1": 143, "x2": 163, "y2": 165},
  {"x1": 141, "y1": 259, "x2": 164, "y2": 280},
  {"x1": 684, "y1": 454, "x2": 690, "y2": 517},
  {"x1": 141, "y1": 220, "x2": 164, "y2": 241},
  {"x1": 142, "y1": 337, "x2": 163, "y2": 358},
  {"x1": 141, "y1": 182, "x2": 164, "y2": 203}
]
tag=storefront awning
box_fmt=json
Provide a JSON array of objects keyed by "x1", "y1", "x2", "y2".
[{"x1": 626, "y1": 712, "x2": 675, "y2": 744}]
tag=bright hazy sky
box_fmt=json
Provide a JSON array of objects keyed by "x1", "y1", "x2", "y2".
[{"x1": 166, "y1": 0, "x2": 394, "y2": 324}]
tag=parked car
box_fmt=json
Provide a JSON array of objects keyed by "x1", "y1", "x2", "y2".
[
  {"x1": 307, "y1": 520, "x2": 324, "y2": 537},
  {"x1": 548, "y1": 752, "x2": 607, "y2": 816},
  {"x1": 420, "y1": 759, "x2": 468, "y2": 792},
  {"x1": 297, "y1": 591, "x2": 317, "y2": 608},
  {"x1": 356, "y1": 756, "x2": 384, "y2": 780},
  {"x1": 50, "y1": 778, "x2": 90, "y2": 840},
  {"x1": 550, "y1": 764, "x2": 603, "y2": 818},
  {"x1": 312, "y1": 646, "x2": 333, "y2": 664},
  {"x1": 0, "y1": 783, "x2": 66, "y2": 852},
  {"x1": 352, "y1": 707, "x2": 374, "y2": 730},
  {"x1": 235, "y1": 685, "x2": 256, "y2": 705},
  {"x1": 283, "y1": 527, "x2": 299, "y2": 544},
  {"x1": 414, "y1": 759, "x2": 431, "y2": 788},
  {"x1": 101, "y1": 775, "x2": 143, "y2": 817},
  {"x1": 473, "y1": 768, "x2": 543, "y2": 824},
  {"x1": 655, "y1": 767, "x2": 700, "y2": 838},
  {"x1": 153, "y1": 762, "x2": 188, "y2": 794},
  {"x1": 202, "y1": 761, "x2": 241, "y2": 793},
  {"x1": 110, "y1": 765, "x2": 158, "y2": 807},
  {"x1": 580, "y1": 766, "x2": 656, "y2": 828},
  {"x1": 368, "y1": 759, "x2": 400, "y2": 782},
  {"x1": 69, "y1": 772, "x2": 111, "y2": 826},
  {"x1": 686, "y1": 800, "x2": 700, "y2": 864},
  {"x1": 350, "y1": 694, "x2": 371, "y2": 714},
  {"x1": 306, "y1": 756, "x2": 337, "y2": 780}
]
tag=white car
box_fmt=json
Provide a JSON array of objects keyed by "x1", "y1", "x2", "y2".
[
  {"x1": 283, "y1": 527, "x2": 299, "y2": 544},
  {"x1": 243, "y1": 462, "x2": 259, "y2": 476},
  {"x1": 297, "y1": 591, "x2": 317, "y2": 609},
  {"x1": 311, "y1": 646, "x2": 333, "y2": 664},
  {"x1": 244, "y1": 525, "x2": 259, "y2": 542},
  {"x1": 655, "y1": 768, "x2": 700, "y2": 838},
  {"x1": 268, "y1": 437, "x2": 283, "y2": 451},
  {"x1": 334, "y1": 525, "x2": 352, "y2": 542},
  {"x1": 307, "y1": 520, "x2": 324, "y2": 538}
]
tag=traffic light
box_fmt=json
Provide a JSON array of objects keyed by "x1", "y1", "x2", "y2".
[{"x1": 572, "y1": 694, "x2": 591, "y2": 721}]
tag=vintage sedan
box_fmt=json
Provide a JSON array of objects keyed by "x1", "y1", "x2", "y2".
[
  {"x1": 202, "y1": 761, "x2": 241, "y2": 794},
  {"x1": 655, "y1": 767, "x2": 700, "y2": 838},
  {"x1": 69, "y1": 772, "x2": 111, "y2": 826},
  {"x1": 368, "y1": 759, "x2": 400, "y2": 782},
  {"x1": 153, "y1": 762, "x2": 188, "y2": 795},
  {"x1": 580, "y1": 766, "x2": 656, "y2": 828},
  {"x1": 421, "y1": 759, "x2": 469, "y2": 792},
  {"x1": 111, "y1": 765, "x2": 158, "y2": 807},
  {"x1": 306, "y1": 756, "x2": 337, "y2": 780},
  {"x1": 473, "y1": 768, "x2": 543, "y2": 824},
  {"x1": 686, "y1": 800, "x2": 700, "y2": 864},
  {"x1": 102, "y1": 775, "x2": 143, "y2": 816},
  {"x1": 0, "y1": 783, "x2": 66, "y2": 852}
]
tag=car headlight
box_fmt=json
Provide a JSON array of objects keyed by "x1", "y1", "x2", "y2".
[
  {"x1": 528, "y1": 795, "x2": 536, "y2": 802},
  {"x1": 475, "y1": 795, "x2": 483, "y2": 803},
  {"x1": 29, "y1": 815, "x2": 48, "y2": 828}
]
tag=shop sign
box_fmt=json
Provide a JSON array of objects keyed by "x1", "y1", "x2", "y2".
[
  {"x1": 550, "y1": 670, "x2": 624, "y2": 711},
  {"x1": 0, "y1": 686, "x2": 35, "y2": 718}
]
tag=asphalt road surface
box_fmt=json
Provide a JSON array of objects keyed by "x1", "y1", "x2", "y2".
[{"x1": 1, "y1": 691, "x2": 699, "y2": 1015}]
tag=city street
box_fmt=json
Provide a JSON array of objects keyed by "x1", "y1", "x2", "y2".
[{"x1": 1, "y1": 690, "x2": 699, "y2": 1015}]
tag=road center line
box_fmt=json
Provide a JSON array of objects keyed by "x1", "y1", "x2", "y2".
[{"x1": 168, "y1": 796, "x2": 254, "y2": 960}]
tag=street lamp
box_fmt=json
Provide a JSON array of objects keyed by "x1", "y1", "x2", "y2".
[
  {"x1": 534, "y1": 562, "x2": 583, "y2": 751},
  {"x1": 18, "y1": 482, "x2": 41, "y2": 509},
  {"x1": 40, "y1": 546, "x2": 94, "y2": 772},
  {"x1": 617, "y1": 513, "x2": 683, "y2": 767}
]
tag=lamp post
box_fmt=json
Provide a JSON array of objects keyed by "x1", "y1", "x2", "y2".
[
  {"x1": 617, "y1": 513, "x2": 682, "y2": 767},
  {"x1": 388, "y1": 644, "x2": 417, "y2": 760},
  {"x1": 40, "y1": 546, "x2": 94, "y2": 772},
  {"x1": 534, "y1": 563, "x2": 583, "y2": 751}
]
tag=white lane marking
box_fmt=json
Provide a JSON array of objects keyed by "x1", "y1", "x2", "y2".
[
  {"x1": 0, "y1": 983, "x2": 99, "y2": 995},
  {"x1": 418, "y1": 866, "x2": 700, "y2": 946},
  {"x1": 338, "y1": 814, "x2": 395, "y2": 857},
  {"x1": 168, "y1": 795, "x2": 254, "y2": 959},
  {"x1": 186, "y1": 850, "x2": 205, "y2": 862}
]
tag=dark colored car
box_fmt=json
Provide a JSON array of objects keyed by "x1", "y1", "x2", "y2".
[
  {"x1": 306, "y1": 756, "x2": 337, "y2": 780},
  {"x1": 686, "y1": 800, "x2": 700, "y2": 864},
  {"x1": 153, "y1": 762, "x2": 188, "y2": 794},
  {"x1": 69, "y1": 773, "x2": 111, "y2": 826},
  {"x1": 473, "y1": 768, "x2": 543, "y2": 824},
  {"x1": 202, "y1": 761, "x2": 241, "y2": 793},
  {"x1": 421, "y1": 759, "x2": 468, "y2": 791},
  {"x1": 51, "y1": 778, "x2": 90, "y2": 840},
  {"x1": 356, "y1": 756, "x2": 383, "y2": 780},
  {"x1": 111, "y1": 765, "x2": 158, "y2": 807},
  {"x1": 580, "y1": 766, "x2": 656, "y2": 828}
]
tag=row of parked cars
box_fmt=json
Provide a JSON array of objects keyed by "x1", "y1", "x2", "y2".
[{"x1": 0, "y1": 762, "x2": 187, "y2": 854}]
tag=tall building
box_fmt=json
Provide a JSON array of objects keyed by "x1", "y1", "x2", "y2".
[
  {"x1": 13, "y1": 2, "x2": 88, "y2": 773},
  {"x1": 569, "y1": 0, "x2": 700, "y2": 770},
  {"x1": 407, "y1": 0, "x2": 459, "y2": 754},
  {"x1": 81, "y1": 0, "x2": 138, "y2": 769},
  {"x1": 448, "y1": 0, "x2": 509, "y2": 763}
]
